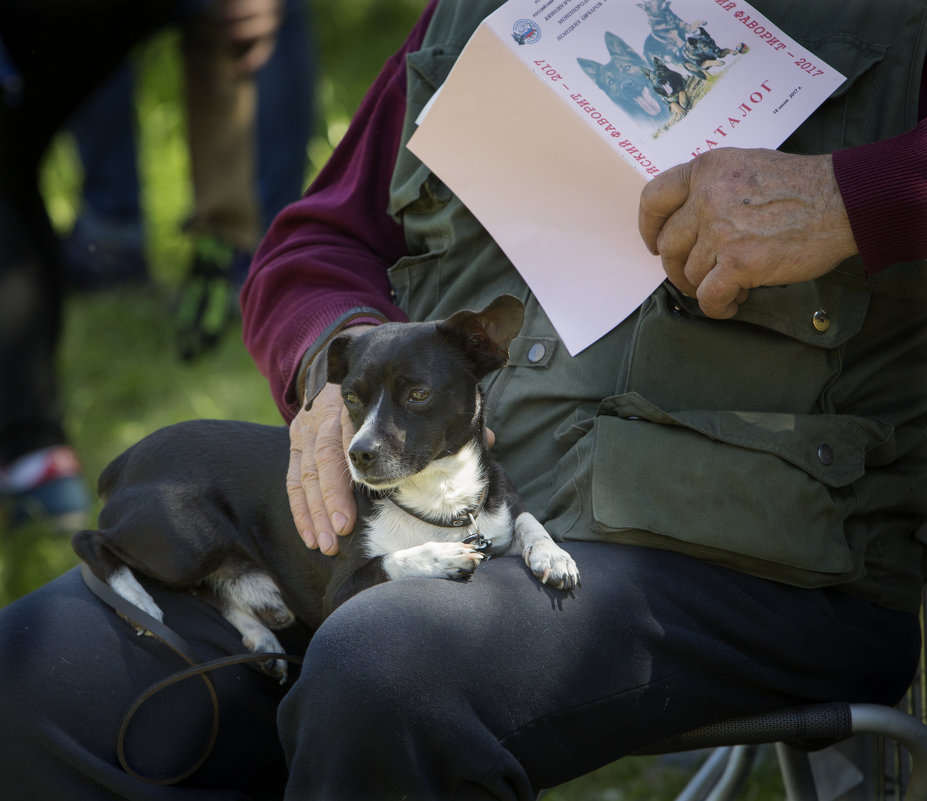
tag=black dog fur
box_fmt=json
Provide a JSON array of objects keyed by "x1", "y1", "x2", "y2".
[{"x1": 72, "y1": 295, "x2": 579, "y2": 681}]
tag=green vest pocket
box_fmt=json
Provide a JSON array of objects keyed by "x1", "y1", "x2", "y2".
[{"x1": 587, "y1": 393, "x2": 893, "y2": 587}]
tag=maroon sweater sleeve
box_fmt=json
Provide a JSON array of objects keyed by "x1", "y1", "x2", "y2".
[
  {"x1": 241, "y1": 1, "x2": 438, "y2": 420},
  {"x1": 832, "y1": 120, "x2": 927, "y2": 274}
]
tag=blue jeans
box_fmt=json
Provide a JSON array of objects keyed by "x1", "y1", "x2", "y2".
[{"x1": 68, "y1": 0, "x2": 314, "y2": 241}]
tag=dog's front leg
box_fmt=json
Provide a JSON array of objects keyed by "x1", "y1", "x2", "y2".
[
  {"x1": 512, "y1": 513, "x2": 580, "y2": 591},
  {"x1": 324, "y1": 542, "x2": 484, "y2": 616},
  {"x1": 382, "y1": 542, "x2": 484, "y2": 581}
]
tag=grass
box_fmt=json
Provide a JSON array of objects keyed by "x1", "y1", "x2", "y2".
[
  {"x1": 1, "y1": 3, "x2": 785, "y2": 797},
  {"x1": 543, "y1": 749, "x2": 783, "y2": 801}
]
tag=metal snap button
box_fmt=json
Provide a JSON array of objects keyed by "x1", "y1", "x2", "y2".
[
  {"x1": 812, "y1": 309, "x2": 831, "y2": 333},
  {"x1": 817, "y1": 443, "x2": 835, "y2": 466},
  {"x1": 527, "y1": 343, "x2": 547, "y2": 363}
]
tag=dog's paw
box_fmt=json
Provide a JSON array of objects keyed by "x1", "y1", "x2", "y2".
[
  {"x1": 224, "y1": 606, "x2": 289, "y2": 684},
  {"x1": 242, "y1": 627, "x2": 289, "y2": 684},
  {"x1": 524, "y1": 540, "x2": 581, "y2": 591},
  {"x1": 257, "y1": 604, "x2": 296, "y2": 630},
  {"x1": 384, "y1": 541, "x2": 484, "y2": 581},
  {"x1": 513, "y1": 513, "x2": 580, "y2": 590}
]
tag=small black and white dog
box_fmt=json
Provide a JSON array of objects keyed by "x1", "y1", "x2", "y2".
[{"x1": 73, "y1": 294, "x2": 579, "y2": 681}]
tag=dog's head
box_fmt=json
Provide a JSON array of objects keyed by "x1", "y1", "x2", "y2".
[
  {"x1": 685, "y1": 27, "x2": 721, "y2": 60},
  {"x1": 578, "y1": 33, "x2": 666, "y2": 120},
  {"x1": 305, "y1": 294, "x2": 525, "y2": 489}
]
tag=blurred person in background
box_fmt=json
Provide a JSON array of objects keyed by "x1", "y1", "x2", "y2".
[
  {"x1": 0, "y1": 0, "x2": 294, "y2": 531},
  {"x1": 64, "y1": 0, "x2": 314, "y2": 301}
]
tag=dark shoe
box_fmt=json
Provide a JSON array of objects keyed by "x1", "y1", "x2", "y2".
[{"x1": 63, "y1": 209, "x2": 148, "y2": 291}]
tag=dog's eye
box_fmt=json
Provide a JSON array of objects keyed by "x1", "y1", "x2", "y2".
[
  {"x1": 407, "y1": 389, "x2": 431, "y2": 404},
  {"x1": 343, "y1": 391, "x2": 361, "y2": 406}
]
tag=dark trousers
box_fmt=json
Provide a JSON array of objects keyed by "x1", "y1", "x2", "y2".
[
  {"x1": 0, "y1": 543, "x2": 919, "y2": 799},
  {"x1": 0, "y1": 0, "x2": 183, "y2": 462},
  {"x1": 0, "y1": 566, "x2": 308, "y2": 800}
]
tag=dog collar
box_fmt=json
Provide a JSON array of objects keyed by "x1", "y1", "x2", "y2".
[{"x1": 387, "y1": 484, "x2": 489, "y2": 531}]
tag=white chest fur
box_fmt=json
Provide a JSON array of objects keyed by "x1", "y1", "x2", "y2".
[{"x1": 360, "y1": 441, "x2": 514, "y2": 558}]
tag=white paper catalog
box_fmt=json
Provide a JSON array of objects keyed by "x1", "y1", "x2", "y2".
[{"x1": 408, "y1": 0, "x2": 844, "y2": 354}]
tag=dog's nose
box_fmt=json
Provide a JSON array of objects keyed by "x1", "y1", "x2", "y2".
[{"x1": 349, "y1": 444, "x2": 380, "y2": 469}]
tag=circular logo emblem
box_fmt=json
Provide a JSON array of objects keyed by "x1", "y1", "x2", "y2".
[{"x1": 512, "y1": 19, "x2": 541, "y2": 46}]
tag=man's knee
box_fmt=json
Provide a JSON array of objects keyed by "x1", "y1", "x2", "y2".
[{"x1": 302, "y1": 579, "x2": 455, "y2": 695}]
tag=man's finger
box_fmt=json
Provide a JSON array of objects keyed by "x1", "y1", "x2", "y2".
[
  {"x1": 333, "y1": 403, "x2": 358, "y2": 537},
  {"x1": 312, "y1": 412, "x2": 354, "y2": 554},
  {"x1": 676, "y1": 235, "x2": 721, "y2": 297},
  {"x1": 655, "y1": 225, "x2": 699, "y2": 297},
  {"x1": 696, "y1": 263, "x2": 751, "y2": 319},
  {"x1": 305, "y1": 454, "x2": 339, "y2": 555},
  {"x1": 286, "y1": 447, "x2": 318, "y2": 548},
  {"x1": 638, "y1": 160, "x2": 693, "y2": 255}
]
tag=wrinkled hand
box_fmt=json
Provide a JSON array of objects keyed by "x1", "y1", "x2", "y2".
[
  {"x1": 212, "y1": 0, "x2": 282, "y2": 73},
  {"x1": 638, "y1": 147, "x2": 858, "y2": 318},
  {"x1": 287, "y1": 383, "x2": 356, "y2": 555}
]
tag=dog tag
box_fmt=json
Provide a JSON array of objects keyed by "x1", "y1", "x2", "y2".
[{"x1": 464, "y1": 513, "x2": 492, "y2": 557}]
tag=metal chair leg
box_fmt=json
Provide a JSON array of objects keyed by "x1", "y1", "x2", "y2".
[
  {"x1": 673, "y1": 748, "x2": 734, "y2": 801},
  {"x1": 672, "y1": 746, "x2": 759, "y2": 801},
  {"x1": 776, "y1": 742, "x2": 820, "y2": 801},
  {"x1": 704, "y1": 745, "x2": 759, "y2": 801},
  {"x1": 851, "y1": 704, "x2": 927, "y2": 800}
]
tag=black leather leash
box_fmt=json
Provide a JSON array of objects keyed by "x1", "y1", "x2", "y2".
[{"x1": 80, "y1": 563, "x2": 304, "y2": 786}]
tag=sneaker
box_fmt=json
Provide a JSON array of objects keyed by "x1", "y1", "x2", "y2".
[{"x1": 0, "y1": 445, "x2": 91, "y2": 532}]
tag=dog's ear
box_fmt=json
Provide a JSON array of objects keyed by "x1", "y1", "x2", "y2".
[
  {"x1": 303, "y1": 335, "x2": 353, "y2": 410},
  {"x1": 439, "y1": 294, "x2": 526, "y2": 378},
  {"x1": 577, "y1": 57, "x2": 601, "y2": 80},
  {"x1": 605, "y1": 32, "x2": 644, "y2": 66},
  {"x1": 604, "y1": 32, "x2": 627, "y2": 59}
]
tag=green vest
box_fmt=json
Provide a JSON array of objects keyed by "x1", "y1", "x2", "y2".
[{"x1": 387, "y1": 0, "x2": 927, "y2": 612}]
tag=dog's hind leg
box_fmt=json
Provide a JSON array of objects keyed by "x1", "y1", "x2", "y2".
[
  {"x1": 107, "y1": 565, "x2": 165, "y2": 626},
  {"x1": 206, "y1": 566, "x2": 295, "y2": 683},
  {"x1": 72, "y1": 528, "x2": 166, "y2": 632}
]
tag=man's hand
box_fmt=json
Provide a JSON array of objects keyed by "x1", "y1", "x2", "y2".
[
  {"x1": 286, "y1": 383, "x2": 356, "y2": 555},
  {"x1": 211, "y1": 0, "x2": 282, "y2": 73},
  {"x1": 638, "y1": 147, "x2": 858, "y2": 318}
]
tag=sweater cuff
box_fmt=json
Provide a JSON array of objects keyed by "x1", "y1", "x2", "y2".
[
  {"x1": 832, "y1": 119, "x2": 927, "y2": 273},
  {"x1": 294, "y1": 308, "x2": 388, "y2": 406}
]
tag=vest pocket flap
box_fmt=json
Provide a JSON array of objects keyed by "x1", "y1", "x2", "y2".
[
  {"x1": 798, "y1": 34, "x2": 886, "y2": 100},
  {"x1": 598, "y1": 393, "x2": 893, "y2": 487},
  {"x1": 670, "y1": 274, "x2": 871, "y2": 349},
  {"x1": 406, "y1": 47, "x2": 461, "y2": 95},
  {"x1": 387, "y1": 243, "x2": 449, "y2": 314},
  {"x1": 589, "y1": 396, "x2": 884, "y2": 580}
]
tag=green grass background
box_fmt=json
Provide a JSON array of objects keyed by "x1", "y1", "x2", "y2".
[{"x1": 1, "y1": 2, "x2": 783, "y2": 796}]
